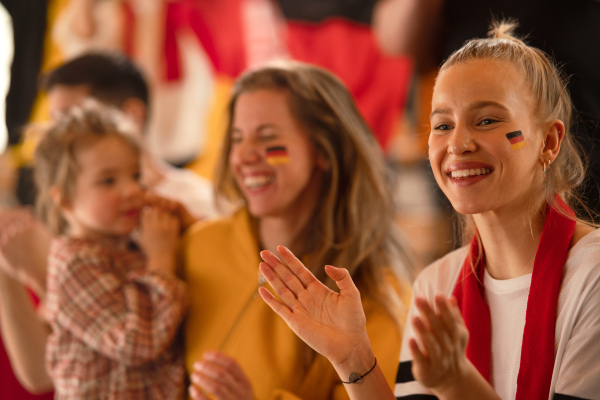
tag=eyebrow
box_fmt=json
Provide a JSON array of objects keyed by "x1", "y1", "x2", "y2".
[
  {"x1": 231, "y1": 124, "x2": 279, "y2": 135},
  {"x1": 430, "y1": 101, "x2": 510, "y2": 119}
]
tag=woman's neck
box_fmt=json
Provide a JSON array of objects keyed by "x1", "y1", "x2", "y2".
[
  {"x1": 258, "y1": 212, "x2": 313, "y2": 256},
  {"x1": 473, "y1": 199, "x2": 546, "y2": 280}
]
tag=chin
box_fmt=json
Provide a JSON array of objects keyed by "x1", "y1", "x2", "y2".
[
  {"x1": 447, "y1": 199, "x2": 489, "y2": 216},
  {"x1": 247, "y1": 204, "x2": 271, "y2": 219}
]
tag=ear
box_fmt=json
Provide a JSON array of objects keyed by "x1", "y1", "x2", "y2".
[
  {"x1": 120, "y1": 98, "x2": 148, "y2": 135},
  {"x1": 540, "y1": 119, "x2": 565, "y2": 167},
  {"x1": 50, "y1": 186, "x2": 70, "y2": 211}
]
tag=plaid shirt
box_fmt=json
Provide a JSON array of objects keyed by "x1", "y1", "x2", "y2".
[{"x1": 45, "y1": 236, "x2": 188, "y2": 400}]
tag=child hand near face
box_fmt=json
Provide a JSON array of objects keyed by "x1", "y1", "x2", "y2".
[{"x1": 138, "y1": 203, "x2": 181, "y2": 274}]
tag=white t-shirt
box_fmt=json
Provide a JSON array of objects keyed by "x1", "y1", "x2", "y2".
[{"x1": 394, "y1": 229, "x2": 600, "y2": 400}]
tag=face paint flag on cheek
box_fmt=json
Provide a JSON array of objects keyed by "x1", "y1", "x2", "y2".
[
  {"x1": 506, "y1": 130, "x2": 525, "y2": 150},
  {"x1": 266, "y1": 146, "x2": 290, "y2": 165}
]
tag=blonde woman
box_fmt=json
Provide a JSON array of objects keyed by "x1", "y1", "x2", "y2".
[{"x1": 259, "y1": 22, "x2": 600, "y2": 400}]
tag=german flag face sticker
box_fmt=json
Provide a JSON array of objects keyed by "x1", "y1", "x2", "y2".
[
  {"x1": 265, "y1": 146, "x2": 290, "y2": 165},
  {"x1": 506, "y1": 130, "x2": 525, "y2": 151}
]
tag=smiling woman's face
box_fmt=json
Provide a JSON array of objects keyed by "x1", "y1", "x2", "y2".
[
  {"x1": 228, "y1": 89, "x2": 325, "y2": 219},
  {"x1": 428, "y1": 59, "x2": 546, "y2": 216}
]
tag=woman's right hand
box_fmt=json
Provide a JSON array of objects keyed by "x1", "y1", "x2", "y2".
[{"x1": 258, "y1": 246, "x2": 372, "y2": 367}]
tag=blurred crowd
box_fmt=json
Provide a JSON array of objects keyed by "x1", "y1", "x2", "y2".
[{"x1": 0, "y1": 0, "x2": 599, "y2": 398}]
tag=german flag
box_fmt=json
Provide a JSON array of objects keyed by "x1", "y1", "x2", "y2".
[
  {"x1": 506, "y1": 130, "x2": 525, "y2": 150},
  {"x1": 266, "y1": 146, "x2": 290, "y2": 165}
]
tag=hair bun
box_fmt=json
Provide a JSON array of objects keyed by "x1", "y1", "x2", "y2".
[{"x1": 488, "y1": 19, "x2": 519, "y2": 40}]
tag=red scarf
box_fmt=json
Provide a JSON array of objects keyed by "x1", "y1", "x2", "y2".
[{"x1": 453, "y1": 196, "x2": 576, "y2": 399}]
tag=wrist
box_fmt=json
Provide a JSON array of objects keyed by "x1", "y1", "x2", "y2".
[
  {"x1": 331, "y1": 338, "x2": 376, "y2": 382},
  {"x1": 433, "y1": 361, "x2": 493, "y2": 400},
  {"x1": 146, "y1": 253, "x2": 176, "y2": 273}
]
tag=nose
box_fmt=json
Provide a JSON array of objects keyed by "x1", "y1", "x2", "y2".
[
  {"x1": 231, "y1": 138, "x2": 262, "y2": 165},
  {"x1": 447, "y1": 125, "x2": 477, "y2": 155},
  {"x1": 123, "y1": 178, "x2": 143, "y2": 199}
]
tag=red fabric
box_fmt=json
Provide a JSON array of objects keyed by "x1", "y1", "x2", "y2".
[
  {"x1": 452, "y1": 238, "x2": 491, "y2": 380},
  {"x1": 164, "y1": 0, "x2": 247, "y2": 80},
  {"x1": 160, "y1": 3, "x2": 412, "y2": 150},
  {"x1": 121, "y1": 2, "x2": 135, "y2": 57},
  {"x1": 285, "y1": 18, "x2": 413, "y2": 150},
  {"x1": 453, "y1": 195, "x2": 576, "y2": 399},
  {"x1": 0, "y1": 291, "x2": 54, "y2": 400}
]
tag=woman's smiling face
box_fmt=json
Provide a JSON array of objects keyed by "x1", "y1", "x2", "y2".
[
  {"x1": 228, "y1": 89, "x2": 325, "y2": 219},
  {"x1": 428, "y1": 59, "x2": 547, "y2": 216}
]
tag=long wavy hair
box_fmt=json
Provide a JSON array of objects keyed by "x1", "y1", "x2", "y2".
[{"x1": 215, "y1": 61, "x2": 414, "y2": 330}]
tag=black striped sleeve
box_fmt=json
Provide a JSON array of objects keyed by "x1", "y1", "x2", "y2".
[
  {"x1": 394, "y1": 361, "x2": 439, "y2": 400},
  {"x1": 396, "y1": 360, "x2": 415, "y2": 383},
  {"x1": 553, "y1": 394, "x2": 590, "y2": 400}
]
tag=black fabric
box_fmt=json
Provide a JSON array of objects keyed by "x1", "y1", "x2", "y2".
[
  {"x1": 395, "y1": 361, "x2": 439, "y2": 399},
  {"x1": 553, "y1": 395, "x2": 590, "y2": 400},
  {"x1": 1, "y1": 0, "x2": 47, "y2": 146},
  {"x1": 438, "y1": 0, "x2": 600, "y2": 215},
  {"x1": 396, "y1": 360, "x2": 415, "y2": 384},
  {"x1": 276, "y1": 0, "x2": 377, "y2": 25}
]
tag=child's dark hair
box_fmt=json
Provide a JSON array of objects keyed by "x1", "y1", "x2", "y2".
[
  {"x1": 41, "y1": 52, "x2": 149, "y2": 108},
  {"x1": 34, "y1": 102, "x2": 141, "y2": 235}
]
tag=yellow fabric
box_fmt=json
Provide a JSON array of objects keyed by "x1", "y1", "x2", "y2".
[
  {"x1": 182, "y1": 208, "x2": 406, "y2": 400},
  {"x1": 186, "y1": 76, "x2": 234, "y2": 181}
]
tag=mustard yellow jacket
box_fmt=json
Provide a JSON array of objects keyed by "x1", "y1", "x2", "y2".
[{"x1": 182, "y1": 209, "x2": 408, "y2": 400}]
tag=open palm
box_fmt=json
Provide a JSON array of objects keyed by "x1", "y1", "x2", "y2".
[{"x1": 259, "y1": 246, "x2": 370, "y2": 366}]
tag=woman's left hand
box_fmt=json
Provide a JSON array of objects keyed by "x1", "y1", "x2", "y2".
[
  {"x1": 189, "y1": 351, "x2": 254, "y2": 400},
  {"x1": 409, "y1": 295, "x2": 470, "y2": 393}
]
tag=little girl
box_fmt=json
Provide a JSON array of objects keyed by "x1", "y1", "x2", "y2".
[{"x1": 34, "y1": 104, "x2": 188, "y2": 399}]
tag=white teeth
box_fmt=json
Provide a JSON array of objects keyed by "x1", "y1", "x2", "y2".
[
  {"x1": 450, "y1": 168, "x2": 492, "y2": 178},
  {"x1": 244, "y1": 175, "x2": 274, "y2": 189}
]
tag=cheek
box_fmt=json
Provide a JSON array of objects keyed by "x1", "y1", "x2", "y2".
[{"x1": 427, "y1": 137, "x2": 446, "y2": 172}]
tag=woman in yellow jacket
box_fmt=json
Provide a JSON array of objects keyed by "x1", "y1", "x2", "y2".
[{"x1": 183, "y1": 61, "x2": 414, "y2": 400}]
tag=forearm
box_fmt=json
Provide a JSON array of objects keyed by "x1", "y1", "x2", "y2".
[{"x1": 0, "y1": 270, "x2": 53, "y2": 393}]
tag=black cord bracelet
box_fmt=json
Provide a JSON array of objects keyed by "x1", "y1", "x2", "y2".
[{"x1": 340, "y1": 358, "x2": 377, "y2": 384}]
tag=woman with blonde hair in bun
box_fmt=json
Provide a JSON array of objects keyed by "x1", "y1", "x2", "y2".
[{"x1": 259, "y1": 21, "x2": 600, "y2": 400}]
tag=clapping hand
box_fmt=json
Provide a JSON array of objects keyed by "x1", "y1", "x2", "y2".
[
  {"x1": 0, "y1": 207, "x2": 51, "y2": 296},
  {"x1": 258, "y1": 246, "x2": 372, "y2": 366},
  {"x1": 409, "y1": 296, "x2": 472, "y2": 395}
]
